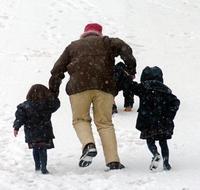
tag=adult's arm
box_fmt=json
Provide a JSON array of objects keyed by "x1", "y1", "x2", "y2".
[
  {"x1": 49, "y1": 46, "x2": 70, "y2": 97},
  {"x1": 110, "y1": 38, "x2": 137, "y2": 76}
]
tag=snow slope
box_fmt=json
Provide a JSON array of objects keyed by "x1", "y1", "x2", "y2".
[{"x1": 0, "y1": 0, "x2": 200, "y2": 189}]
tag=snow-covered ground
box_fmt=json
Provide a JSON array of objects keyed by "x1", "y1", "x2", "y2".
[{"x1": 0, "y1": 0, "x2": 200, "y2": 189}]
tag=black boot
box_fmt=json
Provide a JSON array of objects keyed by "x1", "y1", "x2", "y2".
[
  {"x1": 39, "y1": 149, "x2": 49, "y2": 174},
  {"x1": 106, "y1": 162, "x2": 125, "y2": 170},
  {"x1": 159, "y1": 140, "x2": 171, "y2": 170},
  {"x1": 35, "y1": 165, "x2": 41, "y2": 171},
  {"x1": 79, "y1": 143, "x2": 97, "y2": 167},
  {"x1": 163, "y1": 157, "x2": 171, "y2": 171},
  {"x1": 41, "y1": 168, "x2": 49, "y2": 174}
]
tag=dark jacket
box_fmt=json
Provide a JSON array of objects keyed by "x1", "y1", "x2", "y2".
[
  {"x1": 13, "y1": 97, "x2": 60, "y2": 148},
  {"x1": 49, "y1": 35, "x2": 136, "y2": 97},
  {"x1": 114, "y1": 62, "x2": 135, "y2": 107},
  {"x1": 131, "y1": 66, "x2": 180, "y2": 140}
]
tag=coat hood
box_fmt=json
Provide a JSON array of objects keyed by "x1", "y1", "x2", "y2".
[{"x1": 140, "y1": 66, "x2": 163, "y2": 83}]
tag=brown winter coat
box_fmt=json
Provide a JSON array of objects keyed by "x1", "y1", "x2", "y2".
[{"x1": 49, "y1": 35, "x2": 136, "y2": 96}]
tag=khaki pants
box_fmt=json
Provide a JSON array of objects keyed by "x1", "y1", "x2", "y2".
[{"x1": 69, "y1": 90, "x2": 120, "y2": 164}]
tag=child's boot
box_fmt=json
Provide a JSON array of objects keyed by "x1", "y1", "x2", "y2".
[
  {"x1": 41, "y1": 162, "x2": 49, "y2": 174},
  {"x1": 163, "y1": 157, "x2": 171, "y2": 171},
  {"x1": 124, "y1": 106, "x2": 132, "y2": 112},
  {"x1": 35, "y1": 164, "x2": 41, "y2": 171},
  {"x1": 41, "y1": 168, "x2": 49, "y2": 174},
  {"x1": 39, "y1": 149, "x2": 49, "y2": 174},
  {"x1": 149, "y1": 153, "x2": 161, "y2": 170}
]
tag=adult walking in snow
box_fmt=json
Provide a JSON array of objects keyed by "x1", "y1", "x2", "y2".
[{"x1": 48, "y1": 23, "x2": 136, "y2": 170}]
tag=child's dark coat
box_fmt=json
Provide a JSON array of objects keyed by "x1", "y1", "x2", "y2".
[
  {"x1": 131, "y1": 66, "x2": 180, "y2": 140},
  {"x1": 13, "y1": 97, "x2": 60, "y2": 148},
  {"x1": 114, "y1": 62, "x2": 134, "y2": 108}
]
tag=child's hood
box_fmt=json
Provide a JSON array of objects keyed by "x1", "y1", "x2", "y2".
[{"x1": 140, "y1": 66, "x2": 163, "y2": 83}]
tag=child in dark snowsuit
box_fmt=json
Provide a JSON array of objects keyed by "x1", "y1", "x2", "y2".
[
  {"x1": 130, "y1": 66, "x2": 180, "y2": 171},
  {"x1": 13, "y1": 84, "x2": 60, "y2": 174},
  {"x1": 112, "y1": 62, "x2": 135, "y2": 114}
]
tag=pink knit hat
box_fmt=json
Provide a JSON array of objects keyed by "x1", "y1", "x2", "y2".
[{"x1": 81, "y1": 23, "x2": 103, "y2": 38}]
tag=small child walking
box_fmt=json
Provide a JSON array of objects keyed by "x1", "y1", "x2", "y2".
[
  {"x1": 13, "y1": 84, "x2": 60, "y2": 174},
  {"x1": 112, "y1": 62, "x2": 135, "y2": 114},
  {"x1": 130, "y1": 66, "x2": 180, "y2": 171}
]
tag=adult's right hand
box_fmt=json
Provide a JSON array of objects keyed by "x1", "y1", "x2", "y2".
[{"x1": 49, "y1": 75, "x2": 62, "y2": 98}]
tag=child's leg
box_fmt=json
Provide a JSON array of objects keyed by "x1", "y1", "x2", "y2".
[
  {"x1": 146, "y1": 138, "x2": 159, "y2": 156},
  {"x1": 146, "y1": 138, "x2": 161, "y2": 170},
  {"x1": 159, "y1": 139, "x2": 169, "y2": 160},
  {"x1": 159, "y1": 139, "x2": 171, "y2": 170},
  {"x1": 33, "y1": 148, "x2": 40, "y2": 170},
  {"x1": 38, "y1": 148, "x2": 48, "y2": 174}
]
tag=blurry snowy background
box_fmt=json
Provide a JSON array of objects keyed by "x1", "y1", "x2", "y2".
[{"x1": 0, "y1": 0, "x2": 200, "y2": 189}]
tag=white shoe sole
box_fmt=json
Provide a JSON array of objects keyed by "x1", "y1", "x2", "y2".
[
  {"x1": 149, "y1": 155, "x2": 161, "y2": 170},
  {"x1": 79, "y1": 148, "x2": 97, "y2": 167}
]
